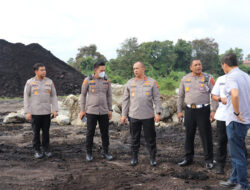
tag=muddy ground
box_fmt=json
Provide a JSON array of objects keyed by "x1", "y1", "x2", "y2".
[{"x1": 1, "y1": 100, "x2": 250, "y2": 190}]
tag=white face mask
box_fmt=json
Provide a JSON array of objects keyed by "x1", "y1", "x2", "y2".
[{"x1": 98, "y1": 71, "x2": 105, "y2": 78}]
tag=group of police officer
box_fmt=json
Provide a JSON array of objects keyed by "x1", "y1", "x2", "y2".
[{"x1": 23, "y1": 60, "x2": 224, "y2": 169}]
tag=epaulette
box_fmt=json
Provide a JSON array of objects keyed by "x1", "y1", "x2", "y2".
[
  {"x1": 203, "y1": 73, "x2": 212, "y2": 83},
  {"x1": 88, "y1": 74, "x2": 93, "y2": 80},
  {"x1": 104, "y1": 74, "x2": 108, "y2": 81}
]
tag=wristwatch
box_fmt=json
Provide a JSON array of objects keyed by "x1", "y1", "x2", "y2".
[
  {"x1": 233, "y1": 112, "x2": 240, "y2": 116},
  {"x1": 218, "y1": 97, "x2": 221, "y2": 102}
]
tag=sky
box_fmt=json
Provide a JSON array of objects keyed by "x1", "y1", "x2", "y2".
[{"x1": 1, "y1": 0, "x2": 250, "y2": 62}]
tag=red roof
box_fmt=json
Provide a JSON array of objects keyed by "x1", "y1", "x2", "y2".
[{"x1": 243, "y1": 60, "x2": 250, "y2": 65}]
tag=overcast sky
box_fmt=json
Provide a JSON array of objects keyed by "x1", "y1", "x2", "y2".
[{"x1": 1, "y1": 0, "x2": 250, "y2": 62}]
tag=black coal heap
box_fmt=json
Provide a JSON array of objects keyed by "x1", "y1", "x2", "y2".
[{"x1": 0, "y1": 39, "x2": 85, "y2": 97}]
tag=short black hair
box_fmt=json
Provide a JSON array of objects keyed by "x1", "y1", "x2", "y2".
[
  {"x1": 190, "y1": 58, "x2": 201, "y2": 66},
  {"x1": 221, "y1": 53, "x2": 238, "y2": 67},
  {"x1": 33, "y1": 63, "x2": 45, "y2": 71},
  {"x1": 94, "y1": 61, "x2": 105, "y2": 69}
]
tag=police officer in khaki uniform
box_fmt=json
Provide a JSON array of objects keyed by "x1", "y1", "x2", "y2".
[
  {"x1": 177, "y1": 59, "x2": 216, "y2": 169},
  {"x1": 80, "y1": 61, "x2": 113, "y2": 162},
  {"x1": 24, "y1": 63, "x2": 58, "y2": 159},
  {"x1": 121, "y1": 62, "x2": 162, "y2": 166}
]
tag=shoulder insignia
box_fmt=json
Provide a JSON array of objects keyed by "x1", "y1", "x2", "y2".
[
  {"x1": 155, "y1": 81, "x2": 159, "y2": 88},
  {"x1": 83, "y1": 79, "x2": 87, "y2": 85},
  {"x1": 210, "y1": 77, "x2": 215, "y2": 86}
]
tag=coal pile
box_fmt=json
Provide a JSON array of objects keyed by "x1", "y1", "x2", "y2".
[{"x1": 0, "y1": 39, "x2": 85, "y2": 97}]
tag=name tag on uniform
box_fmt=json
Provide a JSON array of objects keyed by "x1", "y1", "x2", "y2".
[
  {"x1": 103, "y1": 82, "x2": 108, "y2": 88},
  {"x1": 34, "y1": 91, "x2": 38, "y2": 95},
  {"x1": 185, "y1": 78, "x2": 191, "y2": 83},
  {"x1": 185, "y1": 87, "x2": 189, "y2": 92},
  {"x1": 144, "y1": 81, "x2": 151, "y2": 86},
  {"x1": 145, "y1": 92, "x2": 149, "y2": 95},
  {"x1": 131, "y1": 83, "x2": 136, "y2": 87}
]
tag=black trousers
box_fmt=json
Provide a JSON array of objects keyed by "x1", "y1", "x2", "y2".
[
  {"x1": 86, "y1": 114, "x2": 109, "y2": 153},
  {"x1": 216, "y1": 120, "x2": 227, "y2": 166},
  {"x1": 184, "y1": 106, "x2": 213, "y2": 163},
  {"x1": 129, "y1": 117, "x2": 156, "y2": 155},
  {"x1": 31, "y1": 115, "x2": 51, "y2": 151}
]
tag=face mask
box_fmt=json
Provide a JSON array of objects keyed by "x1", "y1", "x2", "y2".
[{"x1": 99, "y1": 71, "x2": 105, "y2": 78}]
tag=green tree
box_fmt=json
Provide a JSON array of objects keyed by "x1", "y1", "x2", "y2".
[
  {"x1": 76, "y1": 44, "x2": 107, "y2": 63},
  {"x1": 69, "y1": 44, "x2": 107, "y2": 73},
  {"x1": 79, "y1": 56, "x2": 95, "y2": 75},
  {"x1": 191, "y1": 38, "x2": 220, "y2": 74},
  {"x1": 67, "y1": 57, "x2": 74, "y2": 65},
  {"x1": 223, "y1": 48, "x2": 244, "y2": 65},
  {"x1": 111, "y1": 37, "x2": 142, "y2": 79},
  {"x1": 139, "y1": 40, "x2": 177, "y2": 76},
  {"x1": 239, "y1": 64, "x2": 250, "y2": 74},
  {"x1": 174, "y1": 39, "x2": 192, "y2": 73},
  {"x1": 245, "y1": 54, "x2": 250, "y2": 60}
]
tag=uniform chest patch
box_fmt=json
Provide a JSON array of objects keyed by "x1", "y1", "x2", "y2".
[{"x1": 144, "y1": 81, "x2": 151, "y2": 86}]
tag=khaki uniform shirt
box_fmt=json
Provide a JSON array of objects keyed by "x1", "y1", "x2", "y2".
[
  {"x1": 177, "y1": 72, "x2": 216, "y2": 113},
  {"x1": 80, "y1": 75, "x2": 112, "y2": 115},
  {"x1": 24, "y1": 77, "x2": 58, "y2": 115},
  {"x1": 122, "y1": 76, "x2": 162, "y2": 120}
]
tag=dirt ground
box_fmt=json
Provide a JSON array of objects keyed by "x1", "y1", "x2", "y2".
[{"x1": 1, "y1": 100, "x2": 250, "y2": 190}]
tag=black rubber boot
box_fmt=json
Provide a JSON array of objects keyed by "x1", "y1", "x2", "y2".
[
  {"x1": 86, "y1": 151, "x2": 93, "y2": 162},
  {"x1": 130, "y1": 152, "x2": 138, "y2": 166},
  {"x1": 103, "y1": 149, "x2": 113, "y2": 161},
  {"x1": 150, "y1": 152, "x2": 157, "y2": 166}
]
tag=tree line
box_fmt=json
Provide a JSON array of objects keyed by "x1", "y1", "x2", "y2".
[{"x1": 67, "y1": 37, "x2": 250, "y2": 94}]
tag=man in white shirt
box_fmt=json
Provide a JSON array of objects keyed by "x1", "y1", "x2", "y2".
[
  {"x1": 211, "y1": 75, "x2": 227, "y2": 174},
  {"x1": 219, "y1": 53, "x2": 250, "y2": 190}
]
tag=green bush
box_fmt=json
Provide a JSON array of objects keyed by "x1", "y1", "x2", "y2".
[
  {"x1": 156, "y1": 71, "x2": 186, "y2": 95},
  {"x1": 239, "y1": 64, "x2": 250, "y2": 74}
]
